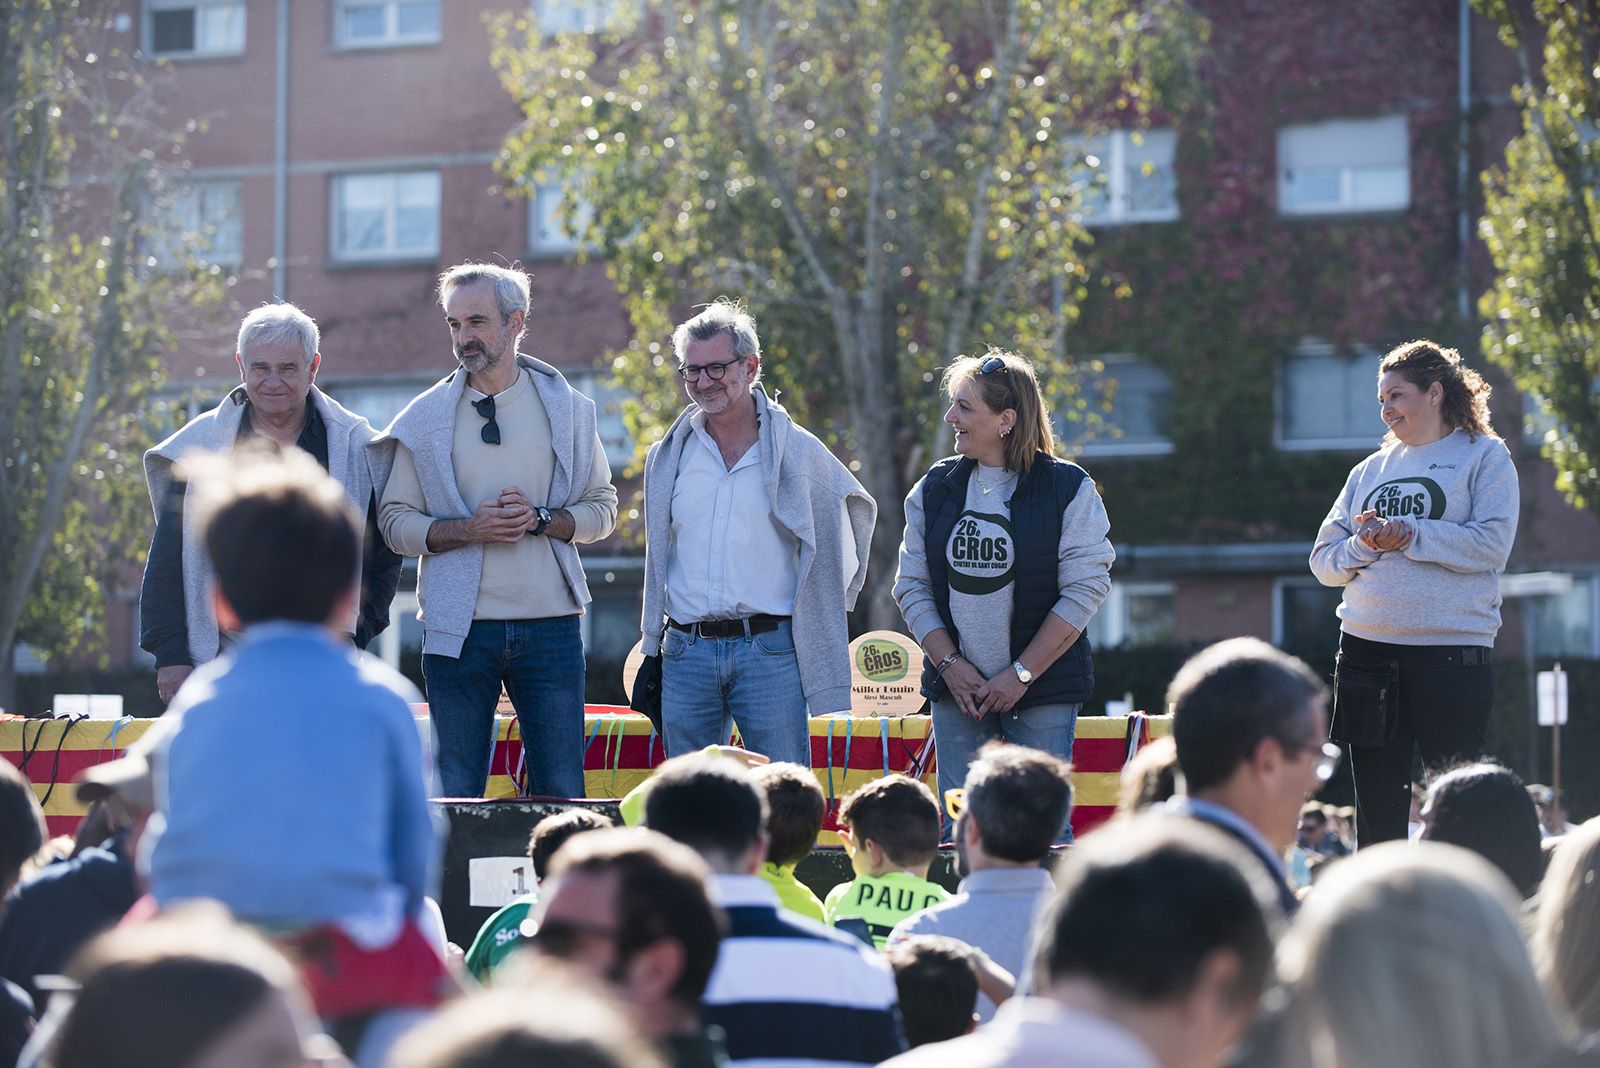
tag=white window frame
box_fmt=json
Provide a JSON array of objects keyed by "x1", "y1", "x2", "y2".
[
  {"x1": 1277, "y1": 115, "x2": 1410, "y2": 216},
  {"x1": 1275, "y1": 339, "x2": 1388, "y2": 451},
  {"x1": 320, "y1": 377, "x2": 436, "y2": 430},
  {"x1": 1528, "y1": 572, "x2": 1600, "y2": 659},
  {"x1": 332, "y1": 0, "x2": 441, "y2": 49},
  {"x1": 155, "y1": 178, "x2": 244, "y2": 268},
  {"x1": 532, "y1": 0, "x2": 629, "y2": 35},
  {"x1": 563, "y1": 368, "x2": 632, "y2": 469},
  {"x1": 330, "y1": 170, "x2": 441, "y2": 263},
  {"x1": 1069, "y1": 354, "x2": 1175, "y2": 458},
  {"x1": 527, "y1": 179, "x2": 595, "y2": 257},
  {"x1": 1090, "y1": 581, "x2": 1177, "y2": 650},
  {"x1": 144, "y1": 0, "x2": 246, "y2": 59},
  {"x1": 1067, "y1": 128, "x2": 1179, "y2": 226},
  {"x1": 1271, "y1": 576, "x2": 1344, "y2": 649}
]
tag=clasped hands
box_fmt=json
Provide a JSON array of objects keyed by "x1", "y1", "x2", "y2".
[
  {"x1": 1354, "y1": 509, "x2": 1413, "y2": 552},
  {"x1": 941, "y1": 657, "x2": 1027, "y2": 720},
  {"x1": 467, "y1": 485, "x2": 541, "y2": 543}
]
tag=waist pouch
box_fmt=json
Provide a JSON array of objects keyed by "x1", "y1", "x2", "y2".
[{"x1": 1331, "y1": 653, "x2": 1400, "y2": 749}]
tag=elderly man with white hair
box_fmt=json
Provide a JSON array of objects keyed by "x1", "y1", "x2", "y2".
[{"x1": 140, "y1": 302, "x2": 402, "y2": 704}]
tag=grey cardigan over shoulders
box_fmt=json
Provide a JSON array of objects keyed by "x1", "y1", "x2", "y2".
[{"x1": 640, "y1": 388, "x2": 877, "y2": 715}]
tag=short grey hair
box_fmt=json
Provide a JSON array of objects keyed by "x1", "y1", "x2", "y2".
[
  {"x1": 437, "y1": 263, "x2": 532, "y2": 324},
  {"x1": 671, "y1": 299, "x2": 761, "y2": 364},
  {"x1": 236, "y1": 303, "x2": 318, "y2": 363}
]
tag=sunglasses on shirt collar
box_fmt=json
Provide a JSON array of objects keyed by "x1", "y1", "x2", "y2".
[{"x1": 472, "y1": 395, "x2": 501, "y2": 445}]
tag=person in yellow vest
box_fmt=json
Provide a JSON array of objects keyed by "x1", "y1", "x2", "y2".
[
  {"x1": 825, "y1": 775, "x2": 951, "y2": 948},
  {"x1": 754, "y1": 763, "x2": 829, "y2": 922}
]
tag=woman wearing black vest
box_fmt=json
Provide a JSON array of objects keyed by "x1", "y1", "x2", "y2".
[{"x1": 893, "y1": 350, "x2": 1115, "y2": 840}]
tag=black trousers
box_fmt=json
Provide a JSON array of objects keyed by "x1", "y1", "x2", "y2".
[{"x1": 1338, "y1": 632, "x2": 1494, "y2": 847}]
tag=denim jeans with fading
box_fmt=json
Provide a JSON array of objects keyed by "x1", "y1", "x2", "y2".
[
  {"x1": 660, "y1": 619, "x2": 811, "y2": 765},
  {"x1": 423, "y1": 616, "x2": 586, "y2": 799},
  {"x1": 931, "y1": 695, "x2": 1080, "y2": 844}
]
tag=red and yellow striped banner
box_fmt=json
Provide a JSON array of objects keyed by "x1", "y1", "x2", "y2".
[{"x1": 3, "y1": 710, "x2": 1169, "y2": 841}]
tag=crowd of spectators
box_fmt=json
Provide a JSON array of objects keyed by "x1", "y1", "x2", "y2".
[{"x1": 2, "y1": 446, "x2": 1596, "y2": 1068}]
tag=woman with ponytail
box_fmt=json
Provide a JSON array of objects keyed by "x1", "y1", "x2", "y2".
[{"x1": 1310, "y1": 340, "x2": 1519, "y2": 848}]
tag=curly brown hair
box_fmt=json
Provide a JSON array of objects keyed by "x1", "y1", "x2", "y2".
[{"x1": 1378, "y1": 340, "x2": 1496, "y2": 444}]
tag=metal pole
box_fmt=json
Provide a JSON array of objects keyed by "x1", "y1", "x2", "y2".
[
  {"x1": 1525, "y1": 601, "x2": 1539, "y2": 782},
  {"x1": 272, "y1": 0, "x2": 290, "y2": 300},
  {"x1": 1553, "y1": 661, "x2": 1563, "y2": 816}
]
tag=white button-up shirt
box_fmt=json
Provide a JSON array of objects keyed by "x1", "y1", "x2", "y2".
[{"x1": 664, "y1": 414, "x2": 800, "y2": 623}]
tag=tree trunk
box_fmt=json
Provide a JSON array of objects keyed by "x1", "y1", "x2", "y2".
[{"x1": 0, "y1": 647, "x2": 15, "y2": 716}]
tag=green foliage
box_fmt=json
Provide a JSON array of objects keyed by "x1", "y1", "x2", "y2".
[
  {"x1": 491, "y1": 0, "x2": 1205, "y2": 620},
  {"x1": 1476, "y1": 0, "x2": 1600, "y2": 516},
  {"x1": 1056, "y1": 0, "x2": 1470, "y2": 543},
  {"x1": 0, "y1": 0, "x2": 221, "y2": 705}
]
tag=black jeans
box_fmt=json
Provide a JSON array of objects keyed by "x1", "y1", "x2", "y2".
[{"x1": 1338, "y1": 633, "x2": 1494, "y2": 847}]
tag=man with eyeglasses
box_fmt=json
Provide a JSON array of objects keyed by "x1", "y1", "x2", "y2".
[
  {"x1": 1163, "y1": 637, "x2": 1339, "y2": 915},
  {"x1": 527, "y1": 828, "x2": 729, "y2": 1068},
  {"x1": 639, "y1": 299, "x2": 877, "y2": 763},
  {"x1": 379, "y1": 262, "x2": 617, "y2": 799}
]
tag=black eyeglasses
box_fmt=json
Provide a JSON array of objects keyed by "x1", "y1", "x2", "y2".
[
  {"x1": 677, "y1": 357, "x2": 742, "y2": 382},
  {"x1": 471, "y1": 395, "x2": 500, "y2": 446}
]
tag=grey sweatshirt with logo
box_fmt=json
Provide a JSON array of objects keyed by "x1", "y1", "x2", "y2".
[
  {"x1": 1310, "y1": 428, "x2": 1520, "y2": 647},
  {"x1": 895, "y1": 463, "x2": 1114, "y2": 679}
]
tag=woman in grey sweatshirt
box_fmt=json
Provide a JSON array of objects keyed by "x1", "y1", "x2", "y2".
[{"x1": 1310, "y1": 340, "x2": 1519, "y2": 848}]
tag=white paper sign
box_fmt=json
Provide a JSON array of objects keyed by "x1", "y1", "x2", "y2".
[
  {"x1": 53, "y1": 694, "x2": 124, "y2": 720},
  {"x1": 468, "y1": 856, "x2": 537, "y2": 908},
  {"x1": 1538, "y1": 669, "x2": 1569, "y2": 727}
]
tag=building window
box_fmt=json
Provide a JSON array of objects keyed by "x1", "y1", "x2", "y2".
[
  {"x1": 1277, "y1": 340, "x2": 1388, "y2": 450},
  {"x1": 322, "y1": 380, "x2": 435, "y2": 430},
  {"x1": 152, "y1": 179, "x2": 243, "y2": 268},
  {"x1": 564, "y1": 370, "x2": 632, "y2": 469},
  {"x1": 146, "y1": 0, "x2": 245, "y2": 58},
  {"x1": 332, "y1": 171, "x2": 440, "y2": 262},
  {"x1": 1274, "y1": 579, "x2": 1344, "y2": 668},
  {"x1": 533, "y1": 0, "x2": 627, "y2": 35},
  {"x1": 334, "y1": 0, "x2": 440, "y2": 48},
  {"x1": 1067, "y1": 128, "x2": 1179, "y2": 225},
  {"x1": 1088, "y1": 582, "x2": 1176, "y2": 650},
  {"x1": 1064, "y1": 356, "x2": 1174, "y2": 457},
  {"x1": 1531, "y1": 574, "x2": 1600, "y2": 659},
  {"x1": 1277, "y1": 115, "x2": 1409, "y2": 216},
  {"x1": 528, "y1": 180, "x2": 595, "y2": 257}
]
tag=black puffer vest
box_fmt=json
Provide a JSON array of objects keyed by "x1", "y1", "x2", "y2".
[{"x1": 919, "y1": 454, "x2": 1095, "y2": 708}]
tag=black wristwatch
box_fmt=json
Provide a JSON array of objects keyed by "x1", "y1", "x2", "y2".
[{"x1": 531, "y1": 506, "x2": 553, "y2": 537}]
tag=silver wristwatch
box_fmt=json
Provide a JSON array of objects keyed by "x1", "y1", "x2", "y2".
[{"x1": 1012, "y1": 660, "x2": 1033, "y2": 685}]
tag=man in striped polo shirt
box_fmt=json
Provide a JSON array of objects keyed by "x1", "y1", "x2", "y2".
[{"x1": 643, "y1": 753, "x2": 906, "y2": 1068}]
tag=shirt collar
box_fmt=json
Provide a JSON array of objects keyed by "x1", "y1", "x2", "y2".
[
  {"x1": 958, "y1": 866, "x2": 1054, "y2": 893},
  {"x1": 235, "y1": 621, "x2": 343, "y2": 649},
  {"x1": 1164, "y1": 796, "x2": 1287, "y2": 877},
  {"x1": 709, "y1": 873, "x2": 780, "y2": 908}
]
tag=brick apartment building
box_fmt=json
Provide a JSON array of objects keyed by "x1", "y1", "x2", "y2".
[{"x1": 85, "y1": 0, "x2": 1600, "y2": 707}]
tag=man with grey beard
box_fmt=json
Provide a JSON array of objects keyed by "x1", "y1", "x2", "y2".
[{"x1": 379, "y1": 263, "x2": 617, "y2": 800}]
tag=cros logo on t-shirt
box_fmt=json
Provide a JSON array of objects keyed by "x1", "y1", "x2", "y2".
[
  {"x1": 1362, "y1": 477, "x2": 1447, "y2": 520},
  {"x1": 946, "y1": 511, "x2": 1017, "y2": 595}
]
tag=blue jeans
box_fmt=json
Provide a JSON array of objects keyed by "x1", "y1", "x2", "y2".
[
  {"x1": 660, "y1": 620, "x2": 810, "y2": 764},
  {"x1": 932, "y1": 696, "x2": 1080, "y2": 843},
  {"x1": 423, "y1": 616, "x2": 586, "y2": 799}
]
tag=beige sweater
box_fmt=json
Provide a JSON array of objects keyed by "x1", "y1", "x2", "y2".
[{"x1": 381, "y1": 369, "x2": 615, "y2": 621}]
